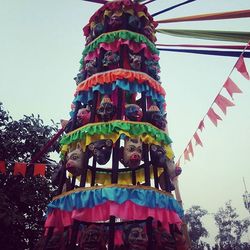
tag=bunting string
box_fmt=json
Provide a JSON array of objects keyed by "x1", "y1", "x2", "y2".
[
  {"x1": 176, "y1": 41, "x2": 250, "y2": 166},
  {"x1": 0, "y1": 160, "x2": 55, "y2": 177}
]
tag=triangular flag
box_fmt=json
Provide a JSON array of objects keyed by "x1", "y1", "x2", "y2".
[
  {"x1": 13, "y1": 162, "x2": 27, "y2": 176},
  {"x1": 207, "y1": 108, "x2": 222, "y2": 127},
  {"x1": 184, "y1": 148, "x2": 190, "y2": 161},
  {"x1": 235, "y1": 55, "x2": 250, "y2": 80},
  {"x1": 187, "y1": 141, "x2": 194, "y2": 157},
  {"x1": 34, "y1": 164, "x2": 46, "y2": 176},
  {"x1": 215, "y1": 94, "x2": 235, "y2": 115},
  {"x1": 223, "y1": 77, "x2": 242, "y2": 99},
  {"x1": 194, "y1": 132, "x2": 203, "y2": 147},
  {"x1": 198, "y1": 120, "x2": 205, "y2": 132},
  {"x1": 0, "y1": 161, "x2": 6, "y2": 174}
]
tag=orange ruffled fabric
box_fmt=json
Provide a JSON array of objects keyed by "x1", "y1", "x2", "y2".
[{"x1": 75, "y1": 69, "x2": 165, "y2": 96}]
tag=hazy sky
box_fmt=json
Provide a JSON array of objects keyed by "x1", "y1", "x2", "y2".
[{"x1": 1, "y1": 0, "x2": 250, "y2": 244}]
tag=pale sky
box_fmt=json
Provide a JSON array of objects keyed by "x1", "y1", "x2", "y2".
[{"x1": 1, "y1": 0, "x2": 250, "y2": 244}]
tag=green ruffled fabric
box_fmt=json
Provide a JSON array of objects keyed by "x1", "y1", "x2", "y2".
[
  {"x1": 82, "y1": 30, "x2": 159, "y2": 58},
  {"x1": 60, "y1": 121, "x2": 172, "y2": 146}
]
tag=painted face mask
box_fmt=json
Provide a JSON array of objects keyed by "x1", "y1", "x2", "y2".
[
  {"x1": 77, "y1": 107, "x2": 91, "y2": 126},
  {"x1": 79, "y1": 225, "x2": 107, "y2": 250},
  {"x1": 97, "y1": 96, "x2": 116, "y2": 122},
  {"x1": 108, "y1": 11, "x2": 123, "y2": 30},
  {"x1": 150, "y1": 144, "x2": 168, "y2": 167},
  {"x1": 74, "y1": 71, "x2": 85, "y2": 85},
  {"x1": 123, "y1": 225, "x2": 148, "y2": 250},
  {"x1": 129, "y1": 54, "x2": 142, "y2": 71},
  {"x1": 66, "y1": 143, "x2": 84, "y2": 176},
  {"x1": 145, "y1": 105, "x2": 167, "y2": 130},
  {"x1": 128, "y1": 15, "x2": 141, "y2": 31},
  {"x1": 88, "y1": 139, "x2": 113, "y2": 165},
  {"x1": 155, "y1": 226, "x2": 176, "y2": 250},
  {"x1": 125, "y1": 104, "x2": 143, "y2": 122},
  {"x1": 102, "y1": 51, "x2": 120, "y2": 69},
  {"x1": 85, "y1": 59, "x2": 97, "y2": 77},
  {"x1": 122, "y1": 137, "x2": 143, "y2": 169},
  {"x1": 92, "y1": 22, "x2": 104, "y2": 39}
]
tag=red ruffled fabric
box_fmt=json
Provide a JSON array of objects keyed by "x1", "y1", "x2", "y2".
[
  {"x1": 45, "y1": 200, "x2": 182, "y2": 232},
  {"x1": 75, "y1": 69, "x2": 165, "y2": 96},
  {"x1": 84, "y1": 39, "x2": 160, "y2": 61}
]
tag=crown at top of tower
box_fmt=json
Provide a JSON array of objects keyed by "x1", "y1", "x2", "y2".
[{"x1": 83, "y1": 0, "x2": 158, "y2": 45}]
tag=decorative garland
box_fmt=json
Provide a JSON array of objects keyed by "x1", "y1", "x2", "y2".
[
  {"x1": 75, "y1": 68, "x2": 164, "y2": 95},
  {"x1": 82, "y1": 30, "x2": 159, "y2": 58},
  {"x1": 72, "y1": 80, "x2": 166, "y2": 114}
]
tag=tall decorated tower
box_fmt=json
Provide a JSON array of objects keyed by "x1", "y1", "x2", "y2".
[{"x1": 42, "y1": 1, "x2": 188, "y2": 249}]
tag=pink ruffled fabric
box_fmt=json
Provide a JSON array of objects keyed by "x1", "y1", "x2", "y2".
[
  {"x1": 84, "y1": 39, "x2": 160, "y2": 61},
  {"x1": 45, "y1": 200, "x2": 182, "y2": 232}
]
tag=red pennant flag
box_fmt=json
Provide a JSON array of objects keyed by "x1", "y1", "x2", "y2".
[
  {"x1": 194, "y1": 132, "x2": 203, "y2": 147},
  {"x1": 235, "y1": 55, "x2": 250, "y2": 80},
  {"x1": 198, "y1": 120, "x2": 205, "y2": 132},
  {"x1": 223, "y1": 77, "x2": 242, "y2": 98},
  {"x1": 215, "y1": 94, "x2": 235, "y2": 115},
  {"x1": 207, "y1": 108, "x2": 222, "y2": 127},
  {"x1": 34, "y1": 164, "x2": 46, "y2": 176},
  {"x1": 187, "y1": 141, "x2": 194, "y2": 157},
  {"x1": 0, "y1": 161, "x2": 6, "y2": 174},
  {"x1": 184, "y1": 148, "x2": 190, "y2": 161},
  {"x1": 14, "y1": 162, "x2": 27, "y2": 176}
]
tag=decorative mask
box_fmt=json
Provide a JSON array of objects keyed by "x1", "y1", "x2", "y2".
[
  {"x1": 145, "y1": 104, "x2": 167, "y2": 130},
  {"x1": 125, "y1": 104, "x2": 143, "y2": 121},
  {"x1": 44, "y1": 231, "x2": 68, "y2": 250},
  {"x1": 79, "y1": 224, "x2": 107, "y2": 250},
  {"x1": 97, "y1": 96, "x2": 116, "y2": 122},
  {"x1": 92, "y1": 23, "x2": 104, "y2": 39},
  {"x1": 77, "y1": 106, "x2": 91, "y2": 126},
  {"x1": 66, "y1": 143, "x2": 84, "y2": 176},
  {"x1": 123, "y1": 224, "x2": 148, "y2": 250},
  {"x1": 74, "y1": 71, "x2": 85, "y2": 85},
  {"x1": 109, "y1": 11, "x2": 123, "y2": 30},
  {"x1": 129, "y1": 53, "x2": 142, "y2": 71},
  {"x1": 155, "y1": 225, "x2": 175, "y2": 250},
  {"x1": 85, "y1": 59, "x2": 97, "y2": 77},
  {"x1": 128, "y1": 15, "x2": 141, "y2": 31},
  {"x1": 122, "y1": 137, "x2": 142, "y2": 169},
  {"x1": 150, "y1": 144, "x2": 167, "y2": 168},
  {"x1": 145, "y1": 60, "x2": 160, "y2": 81},
  {"x1": 102, "y1": 51, "x2": 120, "y2": 68},
  {"x1": 88, "y1": 139, "x2": 113, "y2": 165}
]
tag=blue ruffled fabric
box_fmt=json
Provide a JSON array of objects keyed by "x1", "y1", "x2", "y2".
[
  {"x1": 47, "y1": 186, "x2": 184, "y2": 218},
  {"x1": 70, "y1": 80, "x2": 165, "y2": 117}
]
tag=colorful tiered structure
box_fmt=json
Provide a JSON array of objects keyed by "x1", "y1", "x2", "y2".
[{"x1": 43, "y1": 1, "x2": 188, "y2": 249}]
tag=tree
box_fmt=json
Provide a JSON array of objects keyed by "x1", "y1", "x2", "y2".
[
  {"x1": 0, "y1": 103, "x2": 60, "y2": 249},
  {"x1": 185, "y1": 205, "x2": 209, "y2": 249},
  {"x1": 214, "y1": 200, "x2": 250, "y2": 249}
]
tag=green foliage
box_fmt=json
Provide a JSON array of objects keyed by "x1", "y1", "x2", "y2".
[
  {"x1": 214, "y1": 200, "x2": 250, "y2": 249},
  {"x1": 185, "y1": 205, "x2": 209, "y2": 249},
  {"x1": 0, "y1": 103, "x2": 60, "y2": 249}
]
